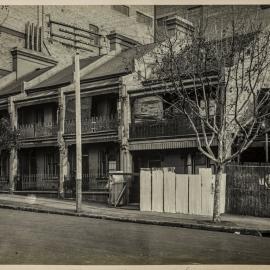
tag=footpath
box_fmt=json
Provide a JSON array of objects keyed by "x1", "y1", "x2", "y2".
[{"x1": 0, "y1": 194, "x2": 269, "y2": 237}]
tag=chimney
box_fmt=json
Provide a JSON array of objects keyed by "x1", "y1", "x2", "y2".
[
  {"x1": 99, "y1": 28, "x2": 110, "y2": 55},
  {"x1": 11, "y1": 47, "x2": 57, "y2": 79},
  {"x1": 106, "y1": 31, "x2": 141, "y2": 52},
  {"x1": 165, "y1": 15, "x2": 194, "y2": 37}
]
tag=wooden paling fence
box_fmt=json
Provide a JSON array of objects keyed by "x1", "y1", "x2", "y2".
[
  {"x1": 226, "y1": 164, "x2": 270, "y2": 217},
  {"x1": 140, "y1": 168, "x2": 226, "y2": 216}
]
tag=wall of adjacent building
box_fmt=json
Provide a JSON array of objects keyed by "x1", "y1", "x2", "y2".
[
  {"x1": 0, "y1": 5, "x2": 154, "y2": 72},
  {"x1": 156, "y1": 5, "x2": 270, "y2": 24},
  {"x1": 156, "y1": 5, "x2": 270, "y2": 39}
]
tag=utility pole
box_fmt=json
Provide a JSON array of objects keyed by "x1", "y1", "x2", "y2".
[
  {"x1": 154, "y1": 5, "x2": 156, "y2": 42},
  {"x1": 74, "y1": 52, "x2": 82, "y2": 212}
]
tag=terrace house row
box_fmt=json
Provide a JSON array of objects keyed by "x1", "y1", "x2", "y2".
[
  {"x1": 1, "y1": 9, "x2": 270, "y2": 205},
  {"x1": 0, "y1": 13, "x2": 205, "y2": 202},
  {"x1": 0, "y1": 5, "x2": 154, "y2": 200}
]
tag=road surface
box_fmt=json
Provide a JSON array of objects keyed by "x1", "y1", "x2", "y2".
[{"x1": 0, "y1": 208, "x2": 270, "y2": 264}]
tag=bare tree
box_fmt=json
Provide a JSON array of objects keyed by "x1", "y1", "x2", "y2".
[{"x1": 134, "y1": 7, "x2": 270, "y2": 222}]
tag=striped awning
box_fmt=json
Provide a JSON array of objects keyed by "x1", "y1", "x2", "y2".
[{"x1": 129, "y1": 137, "x2": 217, "y2": 151}]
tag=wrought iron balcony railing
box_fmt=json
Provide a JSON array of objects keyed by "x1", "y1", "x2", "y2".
[
  {"x1": 18, "y1": 122, "x2": 58, "y2": 139},
  {"x1": 129, "y1": 115, "x2": 201, "y2": 140},
  {"x1": 64, "y1": 115, "x2": 118, "y2": 135},
  {"x1": 18, "y1": 115, "x2": 118, "y2": 140}
]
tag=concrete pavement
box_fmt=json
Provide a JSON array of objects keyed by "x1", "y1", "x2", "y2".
[{"x1": 0, "y1": 194, "x2": 269, "y2": 236}]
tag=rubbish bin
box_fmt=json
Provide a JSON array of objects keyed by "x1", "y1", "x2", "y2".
[{"x1": 108, "y1": 172, "x2": 127, "y2": 206}]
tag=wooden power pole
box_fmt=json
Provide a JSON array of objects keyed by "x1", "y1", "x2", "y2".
[{"x1": 74, "y1": 52, "x2": 82, "y2": 212}]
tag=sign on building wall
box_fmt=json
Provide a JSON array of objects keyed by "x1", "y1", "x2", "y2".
[
  {"x1": 49, "y1": 20, "x2": 100, "y2": 52},
  {"x1": 133, "y1": 96, "x2": 163, "y2": 122}
]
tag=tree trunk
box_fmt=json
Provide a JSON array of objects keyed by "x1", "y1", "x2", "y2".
[{"x1": 212, "y1": 164, "x2": 224, "y2": 222}]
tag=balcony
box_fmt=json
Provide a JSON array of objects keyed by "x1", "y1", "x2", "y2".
[
  {"x1": 64, "y1": 115, "x2": 118, "y2": 135},
  {"x1": 18, "y1": 122, "x2": 58, "y2": 140},
  {"x1": 129, "y1": 115, "x2": 201, "y2": 140}
]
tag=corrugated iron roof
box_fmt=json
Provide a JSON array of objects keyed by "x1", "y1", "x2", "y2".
[
  {"x1": 32, "y1": 56, "x2": 102, "y2": 90},
  {"x1": 0, "y1": 67, "x2": 52, "y2": 98},
  {"x1": 81, "y1": 43, "x2": 156, "y2": 80},
  {"x1": 3, "y1": 44, "x2": 156, "y2": 96}
]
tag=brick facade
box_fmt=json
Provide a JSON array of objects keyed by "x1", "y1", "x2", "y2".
[
  {"x1": 0, "y1": 5, "x2": 154, "y2": 71},
  {"x1": 156, "y1": 5, "x2": 270, "y2": 27}
]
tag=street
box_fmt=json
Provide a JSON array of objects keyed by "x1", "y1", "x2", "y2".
[{"x1": 0, "y1": 208, "x2": 270, "y2": 265}]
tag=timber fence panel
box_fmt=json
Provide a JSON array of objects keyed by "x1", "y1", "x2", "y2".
[
  {"x1": 175, "y1": 174, "x2": 189, "y2": 214},
  {"x1": 140, "y1": 169, "x2": 152, "y2": 211},
  {"x1": 200, "y1": 168, "x2": 214, "y2": 216},
  {"x1": 189, "y1": 174, "x2": 202, "y2": 215},
  {"x1": 163, "y1": 168, "x2": 176, "y2": 213},
  {"x1": 151, "y1": 168, "x2": 164, "y2": 212}
]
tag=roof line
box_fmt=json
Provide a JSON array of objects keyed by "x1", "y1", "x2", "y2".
[
  {"x1": 26, "y1": 71, "x2": 131, "y2": 93},
  {"x1": 80, "y1": 71, "x2": 130, "y2": 84}
]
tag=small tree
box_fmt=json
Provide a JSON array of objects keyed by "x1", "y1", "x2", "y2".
[
  {"x1": 134, "y1": 8, "x2": 270, "y2": 222},
  {"x1": 0, "y1": 117, "x2": 18, "y2": 155}
]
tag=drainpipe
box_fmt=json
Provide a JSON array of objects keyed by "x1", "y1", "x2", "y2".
[{"x1": 266, "y1": 132, "x2": 269, "y2": 163}]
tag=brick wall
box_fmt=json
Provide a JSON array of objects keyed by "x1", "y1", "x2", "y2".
[
  {"x1": 156, "y1": 5, "x2": 270, "y2": 26},
  {"x1": 0, "y1": 5, "x2": 154, "y2": 71},
  {"x1": 156, "y1": 5, "x2": 270, "y2": 41},
  {"x1": 0, "y1": 32, "x2": 24, "y2": 72}
]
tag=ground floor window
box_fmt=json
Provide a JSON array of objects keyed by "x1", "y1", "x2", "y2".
[{"x1": 44, "y1": 151, "x2": 59, "y2": 176}]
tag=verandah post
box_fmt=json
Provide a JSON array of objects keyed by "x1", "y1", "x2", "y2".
[
  {"x1": 58, "y1": 88, "x2": 68, "y2": 199},
  {"x1": 8, "y1": 96, "x2": 18, "y2": 194}
]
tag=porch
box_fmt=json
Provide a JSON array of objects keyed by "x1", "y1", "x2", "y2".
[{"x1": 17, "y1": 102, "x2": 58, "y2": 140}]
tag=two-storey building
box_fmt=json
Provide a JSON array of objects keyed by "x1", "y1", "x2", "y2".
[
  {"x1": 1, "y1": 6, "x2": 269, "y2": 207},
  {"x1": 0, "y1": 5, "x2": 154, "y2": 201}
]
